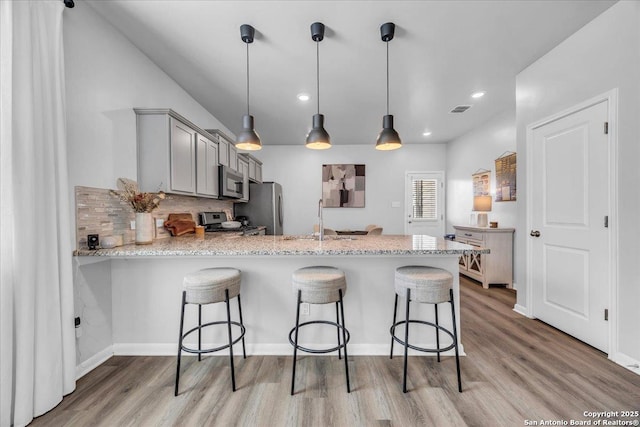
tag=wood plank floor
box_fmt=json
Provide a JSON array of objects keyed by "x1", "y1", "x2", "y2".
[{"x1": 32, "y1": 277, "x2": 640, "y2": 426}]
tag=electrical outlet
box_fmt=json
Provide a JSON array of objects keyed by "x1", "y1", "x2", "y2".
[
  {"x1": 300, "y1": 303, "x2": 310, "y2": 316},
  {"x1": 130, "y1": 220, "x2": 136, "y2": 230}
]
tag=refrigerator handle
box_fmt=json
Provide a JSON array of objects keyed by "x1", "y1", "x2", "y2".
[{"x1": 277, "y1": 193, "x2": 283, "y2": 227}]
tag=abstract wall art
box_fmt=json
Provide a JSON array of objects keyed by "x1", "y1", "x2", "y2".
[{"x1": 322, "y1": 164, "x2": 365, "y2": 208}]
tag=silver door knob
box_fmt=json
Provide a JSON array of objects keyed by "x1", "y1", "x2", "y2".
[{"x1": 530, "y1": 230, "x2": 541, "y2": 237}]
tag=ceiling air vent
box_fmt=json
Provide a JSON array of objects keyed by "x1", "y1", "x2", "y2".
[{"x1": 450, "y1": 105, "x2": 471, "y2": 113}]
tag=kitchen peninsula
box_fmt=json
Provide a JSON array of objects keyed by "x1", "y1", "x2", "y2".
[{"x1": 74, "y1": 235, "x2": 486, "y2": 361}]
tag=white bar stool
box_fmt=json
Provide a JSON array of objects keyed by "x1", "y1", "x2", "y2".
[
  {"x1": 390, "y1": 265, "x2": 462, "y2": 393},
  {"x1": 175, "y1": 267, "x2": 246, "y2": 395},
  {"x1": 289, "y1": 266, "x2": 351, "y2": 395}
]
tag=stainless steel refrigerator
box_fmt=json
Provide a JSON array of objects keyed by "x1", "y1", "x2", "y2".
[{"x1": 235, "y1": 182, "x2": 284, "y2": 235}]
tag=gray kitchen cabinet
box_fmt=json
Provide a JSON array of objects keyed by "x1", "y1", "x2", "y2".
[
  {"x1": 205, "y1": 129, "x2": 240, "y2": 170},
  {"x1": 217, "y1": 136, "x2": 229, "y2": 168},
  {"x1": 229, "y1": 144, "x2": 238, "y2": 172},
  {"x1": 453, "y1": 225, "x2": 514, "y2": 289},
  {"x1": 196, "y1": 133, "x2": 219, "y2": 197},
  {"x1": 245, "y1": 154, "x2": 263, "y2": 183},
  {"x1": 255, "y1": 161, "x2": 262, "y2": 182},
  {"x1": 236, "y1": 156, "x2": 249, "y2": 202},
  {"x1": 135, "y1": 108, "x2": 219, "y2": 198},
  {"x1": 169, "y1": 118, "x2": 196, "y2": 193}
]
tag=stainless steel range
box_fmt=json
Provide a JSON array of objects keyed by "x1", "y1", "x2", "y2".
[{"x1": 198, "y1": 212, "x2": 261, "y2": 236}]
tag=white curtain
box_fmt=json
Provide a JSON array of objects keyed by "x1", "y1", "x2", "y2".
[{"x1": 0, "y1": 1, "x2": 76, "y2": 426}]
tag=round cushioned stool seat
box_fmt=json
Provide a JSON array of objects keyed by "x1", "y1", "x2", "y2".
[
  {"x1": 292, "y1": 266, "x2": 347, "y2": 304},
  {"x1": 183, "y1": 267, "x2": 241, "y2": 304},
  {"x1": 395, "y1": 266, "x2": 453, "y2": 304}
]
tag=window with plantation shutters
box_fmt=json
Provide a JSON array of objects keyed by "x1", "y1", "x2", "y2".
[
  {"x1": 405, "y1": 171, "x2": 444, "y2": 236},
  {"x1": 412, "y1": 178, "x2": 438, "y2": 220}
]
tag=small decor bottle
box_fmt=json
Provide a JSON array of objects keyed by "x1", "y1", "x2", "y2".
[{"x1": 135, "y1": 212, "x2": 154, "y2": 245}]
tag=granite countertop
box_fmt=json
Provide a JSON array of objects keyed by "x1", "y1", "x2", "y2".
[{"x1": 74, "y1": 234, "x2": 489, "y2": 257}]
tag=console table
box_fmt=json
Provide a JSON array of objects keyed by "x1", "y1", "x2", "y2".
[{"x1": 453, "y1": 225, "x2": 515, "y2": 289}]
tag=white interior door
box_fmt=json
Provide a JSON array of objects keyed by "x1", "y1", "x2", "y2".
[
  {"x1": 530, "y1": 100, "x2": 609, "y2": 352},
  {"x1": 405, "y1": 171, "x2": 444, "y2": 236}
]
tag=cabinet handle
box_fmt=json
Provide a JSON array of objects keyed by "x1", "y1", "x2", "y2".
[
  {"x1": 530, "y1": 230, "x2": 541, "y2": 237},
  {"x1": 464, "y1": 233, "x2": 472, "y2": 237}
]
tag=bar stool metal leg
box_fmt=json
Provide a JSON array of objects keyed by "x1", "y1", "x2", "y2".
[
  {"x1": 434, "y1": 304, "x2": 441, "y2": 363},
  {"x1": 338, "y1": 289, "x2": 351, "y2": 393},
  {"x1": 450, "y1": 289, "x2": 462, "y2": 392},
  {"x1": 175, "y1": 291, "x2": 186, "y2": 396},
  {"x1": 290, "y1": 290, "x2": 302, "y2": 395},
  {"x1": 390, "y1": 294, "x2": 399, "y2": 359},
  {"x1": 224, "y1": 289, "x2": 236, "y2": 392},
  {"x1": 336, "y1": 302, "x2": 342, "y2": 360},
  {"x1": 403, "y1": 289, "x2": 411, "y2": 393},
  {"x1": 237, "y1": 294, "x2": 247, "y2": 359},
  {"x1": 198, "y1": 304, "x2": 202, "y2": 362}
]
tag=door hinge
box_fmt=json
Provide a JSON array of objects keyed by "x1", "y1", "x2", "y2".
[
  {"x1": 604, "y1": 216, "x2": 609, "y2": 228},
  {"x1": 604, "y1": 309, "x2": 609, "y2": 321},
  {"x1": 604, "y1": 122, "x2": 609, "y2": 134}
]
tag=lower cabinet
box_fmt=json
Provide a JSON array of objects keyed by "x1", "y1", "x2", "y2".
[{"x1": 454, "y1": 226, "x2": 514, "y2": 289}]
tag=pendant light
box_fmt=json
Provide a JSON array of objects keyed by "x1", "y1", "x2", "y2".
[
  {"x1": 305, "y1": 22, "x2": 331, "y2": 150},
  {"x1": 375, "y1": 22, "x2": 402, "y2": 151},
  {"x1": 236, "y1": 24, "x2": 262, "y2": 151}
]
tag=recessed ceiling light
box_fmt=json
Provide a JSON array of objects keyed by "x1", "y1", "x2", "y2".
[
  {"x1": 422, "y1": 131, "x2": 432, "y2": 136},
  {"x1": 297, "y1": 93, "x2": 310, "y2": 101},
  {"x1": 471, "y1": 91, "x2": 486, "y2": 99}
]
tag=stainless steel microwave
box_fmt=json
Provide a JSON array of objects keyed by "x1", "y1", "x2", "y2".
[{"x1": 219, "y1": 165, "x2": 243, "y2": 199}]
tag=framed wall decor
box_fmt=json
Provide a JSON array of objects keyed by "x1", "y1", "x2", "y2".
[
  {"x1": 494, "y1": 151, "x2": 516, "y2": 202},
  {"x1": 322, "y1": 164, "x2": 365, "y2": 208},
  {"x1": 472, "y1": 169, "x2": 491, "y2": 197}
]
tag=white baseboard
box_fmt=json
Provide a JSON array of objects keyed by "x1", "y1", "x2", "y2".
[
  {"x1": 76, "y1": 345, "x2": 113, "y2": 379},
  {"x1": 113, "y1": 342, "x2": 465, "y2": 357},
  {"x1": 513, "y1": 304, "x2": 531, "y2": 318},
  {"x1": 611, "y1": 352, "x2": 640, "y2": 375}
]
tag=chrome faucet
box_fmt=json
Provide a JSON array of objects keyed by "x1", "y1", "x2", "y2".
[{"x1": 318, "y1": 198, "x2": 324, "y2": 241}]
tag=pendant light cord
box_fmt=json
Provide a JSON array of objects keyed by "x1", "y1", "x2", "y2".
[
  {"x1": 386, "y1": 41, "x2": 389, "y2": 115},
  {"x1": 316, "y1": 41, "x2": 320, "y2": 114},
  {"x1": 246, "y1": 42, "x2": 250, "y2": 115}
]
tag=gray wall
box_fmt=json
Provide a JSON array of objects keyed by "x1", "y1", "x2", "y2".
[
  {"x1": 515, "y1": 1, "x2": 639, "y2": 363},
  {"x1": 253, "y1": 144, "x2": 447, "y2": 235}
]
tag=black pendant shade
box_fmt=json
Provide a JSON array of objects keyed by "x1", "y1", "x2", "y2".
[
  {"x1": 376, "y1": 115, "x2": 402, "y2": 150},
  {"x1": 375, "y1": 22, "x2": 402, "y2": 151},
  {"x1": 306, "y1": 22, "x2": 331, "y2": 150},
  {"x1": 306, "y1": 113, "x2": 331, "y2": 150},
  {"x1": 236, "y1": 24, "x2": 262, "y2": 151},
  {"x1": 237, "y1": 114, "x2": 261, "y2": 150}
]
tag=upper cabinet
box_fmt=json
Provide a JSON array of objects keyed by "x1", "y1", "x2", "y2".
[
  {"x1": 135, "y1": 109, "x2": 220, "y2": 198},
  {"x1": 168, "y1": 118, "x2": 196, "y2": 194},
  {"x1": 239, "y1": 153, "x2": 263, "y2": 183},
  {"x1": 236, "y1": 156, "x2": 250, "y2": 202},
  {"x1": 195, "y1": 133, "x2": 219, "y2": 198},
  {"x1": 205, "y1": 129, "x2": 237, "y2": 171},
  {"x1": 247, "y1": 155, "x2": 263, "y2": 183}
]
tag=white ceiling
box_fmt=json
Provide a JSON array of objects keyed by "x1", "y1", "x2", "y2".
[{"x1": 87, "y1": 0, "x2": 616, "y2": 146}]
